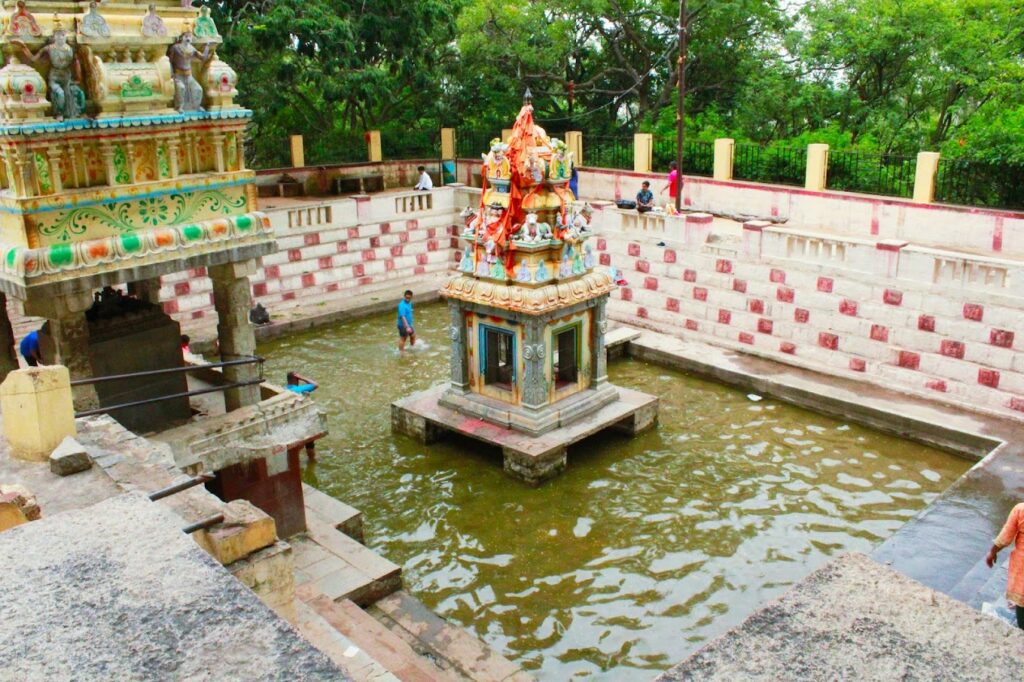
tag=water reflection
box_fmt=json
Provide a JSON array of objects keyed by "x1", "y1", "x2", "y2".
[{"x1": 260, "y1": 304, "x2": 970, "y2": 681}]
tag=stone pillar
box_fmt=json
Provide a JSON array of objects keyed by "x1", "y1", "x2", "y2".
[
  {"x1": 45, "y1": 146, "x2": 63, "y2": 193},
  {"x1": 366, "y1": 131, "x2": 382, "y2": 163},
  {"x1": 633, "y1": 133, "x2": 653, "y2": 173},
  {"x1": 289, "y1": 135, "x2": 305, "y2": 168},
  {"x1": 23, "y1": 291, "x2": 98, "y2": 411},
  {"x1": 101, "y1": 144, "x2": 118, "y2": 186},
  {"x1": 440, "y1": 128, "x2": 456, "y2": 159},
  {"x1": 236, "y1": 134, "x2": 247, "y2": 171},
  {"x1": 167, "y1": 139, "x2": 181, "y2": 178},
  {"x1": 713, "y1": 138, "x2": 735, "y2": 181},
  {"x1": 742, "y1": 220, "x2": 771, "y2": 259},
  {"x1": 128, "y1": 278, "x2": 161, "y2": 306},
  {"x1": 124, "y1": 142, "x2": 137, "y2": 184},
  {"x1": 592, "y1": 299, "x2": 609, "y2": 388},
  {"x1": 913, "y1": 151, "x2": 940, "y2": 203},
  {"x1": 0, "y1": 293, "x2": 19, "y2": 382},
  {"x1": 565, "y1": 131, "x2": 583, "y2": 166},
  {"x1": 212, "y1": 133, "x2": 226, "y2": 173},
  {"x1": 209, "y1": 260, "x2": 260, "y2": 411},
  {"x1": 805, "y1": 143, "x2": 829, "y2": 191},
  {"x1": 520, "y1": 317, "x2": 548, "y2": 410},
  {"x1": 447, "y1": 301, "x2": 469, "y2": 394}
]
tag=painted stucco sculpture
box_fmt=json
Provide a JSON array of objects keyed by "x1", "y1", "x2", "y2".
[{"x1": 0, "y1": 1, "x2": 270, "y2": 417}]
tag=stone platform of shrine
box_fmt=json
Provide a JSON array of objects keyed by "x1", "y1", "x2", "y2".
[{"x1": 392, "y1": 383, "x2": 658, "y2": 484}]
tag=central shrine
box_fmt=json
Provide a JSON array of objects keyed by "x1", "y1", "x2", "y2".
[{"x1": 393, "y1": 95, "x2": 658, "y2": 483}]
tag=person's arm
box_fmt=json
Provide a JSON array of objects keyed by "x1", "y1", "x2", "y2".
[
  {"x1": 986, "y1": 505, "x2": 1021, "y2": 567},
  {"x1": 294, "y1": 373, "x2": 318, "y2": 390}
]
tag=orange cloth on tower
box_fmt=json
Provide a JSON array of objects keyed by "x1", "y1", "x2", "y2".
[{"x1": 995, "y1": 502, "x2": 1024, "y2": 606}]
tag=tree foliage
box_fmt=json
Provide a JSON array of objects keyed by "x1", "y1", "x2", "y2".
[{"x1": 215, "y1": 0, "x2": 1024, "y2": 165}]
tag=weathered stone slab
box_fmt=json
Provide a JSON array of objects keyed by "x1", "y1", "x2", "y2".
[
  {"x1": 49, "y1": 436, "x2": 92, "y2": 476},
  {"x1": 656, "y1": 552, "x2": 1024, "y2": 681},
  {"x1": 0, "y1": 492, "x2": 347, "y2": 680}
]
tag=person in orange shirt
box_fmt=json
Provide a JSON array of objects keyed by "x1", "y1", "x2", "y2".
[{"x1": 986, "y1": 501, "x2": 1024, "y2": 629}]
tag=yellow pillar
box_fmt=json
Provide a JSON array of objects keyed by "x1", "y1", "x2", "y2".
[
  {"x1": 713, "y1": 138, "x2": 735, "y2": 181},
  {"x1": 501, "y1": 129, "x2": 513, "y2": 144},
  {"x1": 289, "y1": 135, "x2": 304, "y2": 168},
  {"x1": 441, "y1": 128, "x2": 456, "y2": 159},
  {"x1": 565, "y1": 131, "x2": 583, "y2": 167},
  {"x1": 0, "y1": 366, "x2": 77, "y2": 462},
  {"x1": 367, "y1": 131, "x2": 382, "y2": 162},
  {"x1": 913, "y1": 152, "x2": 940, "y2": 203},
  {"x1": 633, "y1": 134, "x2": 653, "y2": 173},
  {"x1": 805, "y1": 143, "x2": 829, "y2": 191}
]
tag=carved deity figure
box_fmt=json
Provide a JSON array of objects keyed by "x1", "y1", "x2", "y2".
[
  {"x1": 167, "y1": 31, "x2": 211, "y2": 112},
  {"x1": 7, "y1": 1, "x2": 40, "y2": 37},
  {"x1": 79, "y1": 1, "x2": 110, "y2": 38},
  {"x1": 13, "y1": 22, "x2": 86, "y2": 120},
  {"x1": 194, "y1": 6, "x2": 219, "y2": 39},
  {"x1": 142, "y1": 4, "x2": 167, "y2": 37},
  {"x1": 548, "y1": 140, "x2": 571, "y2": 181},
  {"x1": 483, "y1": 141, "x2": 510, "y2": 181}
]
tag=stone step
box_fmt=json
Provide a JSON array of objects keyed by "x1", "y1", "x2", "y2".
[
  {"x1": 303, "y1": 595, "x2": 459, "y2": 682},
  {"x1": 293, "y1": 517, "x2": 401, "y2": 606},
  {"x1": 371, "y1": 591, "x2": 535, "y2": 682},
  {"x1": 303, "y1": 483, "x2": 364, "y2": 543},
  {"x1": 292, "y1": 598, "x2": 399, "y2": 682}
]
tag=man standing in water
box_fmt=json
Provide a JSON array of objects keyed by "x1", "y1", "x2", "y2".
[
  {"x1": 397, "y1": 289, "x2": 416, "y2": 351},
  {"x1": 986, "y1": 500, "x2": 1024, "y2": 629}
]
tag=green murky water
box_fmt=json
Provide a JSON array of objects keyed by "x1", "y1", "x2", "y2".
[{"x1": 260, "y1": 303, "x2": 970, "y2": 681}]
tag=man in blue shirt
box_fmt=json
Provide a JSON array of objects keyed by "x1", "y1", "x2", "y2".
[
  {"x1": 19, "y1": 329, "x2": 42, "y2": 367},
  {"x1": 285, "y1": 371, "x2": 318, "y2": 394},
  {"x1": 636, "y1": 181, "x2": 655, "y2": 213},
  {"x1": 397, "y1": 289, "x2": 416, "y2": 351}
]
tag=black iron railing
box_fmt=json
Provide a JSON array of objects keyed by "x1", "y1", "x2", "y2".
[
  {"x1": 586, "y1": 135, "x2": 634, "y2": 170},
  {"x1": 651, "y1": 138, "x2": 714, "y2": 176},
  {"x1": 935, "y1": 158, "x2": 1024, "y2": 210},
  {"x1": 71, "y1": 356, "x2": 265, "y2": 418},
  {"x1": 456, "y1": 130, "x2": 496, "y2": 160},
  {"x1": 382, "y1": 128, "x2": 441, "y2": 160},
  {"x1": 733, "y1": 144, "x2": 807, "y2": 186},
  {"x1": 827, "y1": 150, "x2": 916, "y2": 198}
]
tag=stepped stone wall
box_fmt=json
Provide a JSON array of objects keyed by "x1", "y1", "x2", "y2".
[
  {"x1": 162, "y1": 189, "x2": 463, "y2": 324},
  {"x1": 594, "y1": 207, "x2": 1024, "y2": 421}
]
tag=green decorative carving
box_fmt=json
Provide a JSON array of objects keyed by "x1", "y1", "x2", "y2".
[
  {"x1": 112, "y1": 145, "x2": 130, "y2": 184},
  {"x1": 38, "y1": 187, "x2": 249, "y2": 242},
  {"x1": 34, "y1": 152, "x2": 52, "y2": 194},
  {"x1": 49, "y1": 243, "x2": 73, "y2": 266},
  {"x1": 156, "y1": 144, "x2": 170, "y2": 178},
  {"x1": 120, "y1": 75, "x2": 154, "y2": 99},
  {"x1": 120, "y1": 234, "x2": 141, "y2": 253}
]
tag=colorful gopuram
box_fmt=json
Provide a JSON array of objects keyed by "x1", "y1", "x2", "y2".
[
  {"x1": 394, "y1": 93, "x2": 659, "y2": 484},
  {"x1": 0, "y1": 1, "x2": 271, "y2": 425}
]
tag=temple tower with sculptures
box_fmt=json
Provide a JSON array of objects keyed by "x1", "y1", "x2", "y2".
[
  {"x1": 0, "y1": 0, "x2": 269, "y2": 427},
  {"x1": 393, "y1": 94, "x2": 658, "y2": 484}
]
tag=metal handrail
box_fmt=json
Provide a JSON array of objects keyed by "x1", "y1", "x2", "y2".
[
  {"x1": 69, "y1": 355, "x2": 264, "y2": 386},
  {"x1": 74, "y1": 377, "x2": 265, "y2": 417}
]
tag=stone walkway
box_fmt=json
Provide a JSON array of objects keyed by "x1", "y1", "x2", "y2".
[{"x1": 655, "y1": 552, "x2": 1024, "y2": 681}]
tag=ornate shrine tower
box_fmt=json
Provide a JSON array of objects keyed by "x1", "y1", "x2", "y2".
[
  {"x1": 393, "y1": 96, "x2": 658, "y2": 484},
  {"x1": 0, "y1": 1, "x2": 271, "y2": 424}
]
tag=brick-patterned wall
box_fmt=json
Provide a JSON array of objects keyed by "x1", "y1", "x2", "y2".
[
  {"x1": 596, "y1": 209, "x2": 1024, "y2": 421},
  {"x1": 162, "y1": 188, "x2": 466, "y2": 327}
]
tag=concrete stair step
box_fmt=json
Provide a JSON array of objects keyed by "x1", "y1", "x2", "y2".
[
  {"x1": 371, "y1": 591, "x2": 534, "y2": 682},
  {"x1": 292, "y1": 598, "x2": 399, "y2": 682},
  {"x1": 296, "y1": 516, "x2": 401, "y2": 606},
  {"x1": 303, "y1": 483, "x2": 364, "y2": 542},
  {"x1": 304, "y1": 595, "x2": 459, "y2": 682}
]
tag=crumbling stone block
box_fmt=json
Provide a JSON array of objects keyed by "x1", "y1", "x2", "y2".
[
  {"x1": 49, "y1": 436, "x2": 92, "y2": 477},
  {"x1": 0, "y1": 484, "x2": 40, "y2": 531}
]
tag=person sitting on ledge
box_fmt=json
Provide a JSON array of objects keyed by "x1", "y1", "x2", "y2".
[
  {"x1": 413, "y1": 165, "x2": 433, "y2": 191},
  {"x1": 285, "y1": 371, "x2": 318, "y2": 395},
  {"x1": 636, "y1": 181, "x2": 655, "y2": 213}
]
